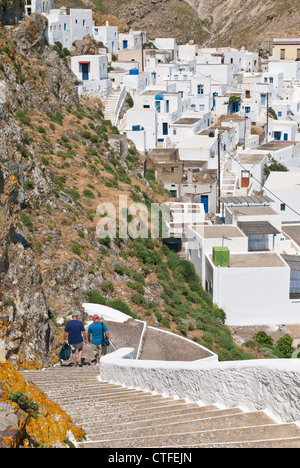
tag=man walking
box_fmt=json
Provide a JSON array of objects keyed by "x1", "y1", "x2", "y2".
[
  {"x1": 88, "y1": 314, "x2": 109, "y2": 366},
  {"x1": 64, "y1": 312, "x2": 87, "y2": 367}
]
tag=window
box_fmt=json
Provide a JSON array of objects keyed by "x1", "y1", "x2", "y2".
[
  {"x1": 199, "y1": 104, "x2": 205, "y2": 111},
  {"x1": 245, "y1": 106, "x2": 251, "y2": 114},
  {"x1": 166, "y1": 100, "x2": 169, "y2": 113},
  {"x1": 274, "y1": 131, "x2": 282, "y2": 140},
  {"x1": 64, "y1": 23, "x2": 66, "y2": 31},
  {"x1": 270, "y1": 77, "x2": 273, "y2": 83},
  {"x1": 280, "y1": 49, "x2": 286, "y2": 60},
  {"x1": 197, "y1": 84, "x2": 204, "y2": 95},
  {"x1": 83, "y1": 20, "x2": 85, "y2": 26},
  {"x1": 280, "y1": 203, "x2": 286, "y2": 212},
  {"x1": 94, "y1": 28, "x2": 98, "y2": 36},
  {"x1": 155, "y1": 101, "x2": 161, "y2": 113},
  {"x1": 278, "y1": 111, "x2": 282, "y2": 117}
]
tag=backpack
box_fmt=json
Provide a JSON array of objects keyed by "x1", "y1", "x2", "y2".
[{"x1": 59, "y1": 342, "x2": 71, "y2": 364}]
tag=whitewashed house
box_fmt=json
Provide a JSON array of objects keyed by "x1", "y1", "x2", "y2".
[
  {"x1": 125, "y1": 108, "x2": 157, "y2": 153},
  {"x1": 93, "y1": 21, "x2": 118, "y2": 55},
  {"x1": 268, "y1": 119, "x2": 298, "y2": 142},
  {"x1": 154, "y1": 38, "x2": 178, "y2": 61},
  {"x1": 231, "y1": 153, "x2": 268, "y2": 193},
  {"x1": 71, "y1": 54, "x2": 112, "y2": 98},
  {"x1": 24, "y1": 0, "x2": 54, "y2": 15},
  {"x1": 264, "y1": 172, "x2": 300, "y2": 223},
  {"x1": 119, "y1": 30, "x2": 146, "y2": 51},
  {"x1": 44, "y1": 7, "x2": 95, "y2": 49},
  {"x1": 169, "y1": 111, "x2": 211, "y2": 144}
]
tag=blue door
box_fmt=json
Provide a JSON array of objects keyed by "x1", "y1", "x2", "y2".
[
  {"x1": 163, "y1": 123, "x2": 168, "y2": 135},
  {"x1": 284, "y1": 133, "x2": 288, "y2": 141},
  {"x1": 123, "y1": 40, "x2": 128, "y2": 49},
  {"x1": 201, "y1": 195, "x2": 209, "y2": 213},
  {"x1": 82, "y1": 63, "x2": 89, "y2": 81}
]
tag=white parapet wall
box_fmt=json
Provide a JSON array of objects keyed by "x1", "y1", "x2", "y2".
[{"x1": 100, "y1": 348, "x2": 300, "y2": 424}]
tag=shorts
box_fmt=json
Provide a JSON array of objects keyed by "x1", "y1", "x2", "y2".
[
  {"x1": 69, "y1": 342, "x2": 84, "y2": 351},
  {"x1": 91, "y1": 343, "x2": 107, "y2": 356}
]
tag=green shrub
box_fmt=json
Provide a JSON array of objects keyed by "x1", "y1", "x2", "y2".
[
  {"x1": 88, "y1": 289, "x2": 106, "y2": 305},
  {"x1": 83, "y1": 189, "x2": 95, "y2": 199},
  {"x1": 23, "y1": 180, "x2": 34, "y2": 190},
  {"x1": 108, "y1": 299, "x2": 137, "y2": 319},
  {"x1": 16, "y1": 110, "x2": 31, "y2": 125},
  {"x1": 253, "y1": 331, "x2": 274, "y2": 347},
  {"x1": 101, "y1": 281, "x2": 114, "y2": 293},
  {"x1": 70, "y1": 243, "x2": 82, "y2": 256},
  {"x1": 275, "y1": 334, "x2": 294, "y2": 358},
  {"x1": 9, "y1": 391, "x2": 40, "y2": 419},
  {"x1": 131, "y1": 293, "x2": 146, "y2": 305}
]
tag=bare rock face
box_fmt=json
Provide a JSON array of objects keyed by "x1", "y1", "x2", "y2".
[
  {"x1": 0, "y1": 0, "x2": 24, "y2": 26},
  {"x1": 14, "y1": 13, "x2": 49, "y2": 56},
  {"x1": 0, "y1": 166, "x2": 55, "y2": 368},
  {"x1": 68, "y1": 34, "x2": 107, "y2": 56}
]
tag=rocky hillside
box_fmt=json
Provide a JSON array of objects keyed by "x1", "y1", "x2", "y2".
[
  {"x1": 0, "y1": 0, "x2": 24, "y2": 26},
  {"x1": 0, "y1": 14, "x2": 260, "y2": 370},
  {"x1": 55, "y1": 0, "x2": 300, "y2": 51}
]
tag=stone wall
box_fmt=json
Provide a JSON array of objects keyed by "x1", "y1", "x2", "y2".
[{"x1": 100, "y1": 348, "x2": 300, "y2": 424}]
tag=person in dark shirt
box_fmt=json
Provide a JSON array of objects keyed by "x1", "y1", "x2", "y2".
[{"x1": 64, "y1": 312, "x2": 87, "y2": 367}]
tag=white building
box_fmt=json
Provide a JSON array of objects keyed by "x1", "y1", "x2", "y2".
[
  {"x1": 44, "y1": 7, "x2": 95, "y2": 49},
  {"x1": 231, "y1": 153, "x2": 268, "y2": 193},
  {"x1": 24, "y1": 0, "x2": 54, "y2": 15},
  {"x1": 93, "y1": 21, "x2": 118, "y2": 55},
  {"x1": 71, "y1": 55, "x2": 112, "y2": 98},
  {"x1": 119, "y1": 30, "x2": 146, "y2": 51},
  {"x1": 125, "y1": 108, "x2": 157, "y2": 153},
  {"x1": 154, "y1": 38, "x2": 178, "y2": 61},
  {"x1": 264, "y1": 172, "x2": 300, "y2": 223}
]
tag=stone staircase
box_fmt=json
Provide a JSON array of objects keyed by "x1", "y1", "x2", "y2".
[
  {"x1": 103, "y1": 90, "x2": 123, "y2": 126},
  {"x1": 22, "y1": 351, "x2": 300, "y2": 448}
]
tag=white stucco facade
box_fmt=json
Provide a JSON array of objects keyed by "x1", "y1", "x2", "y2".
[
  {"x1": 100, "y1": 348, "x2": 300, "y2": 425},
  {"x1": 44, "y1": 8, "x2": 94, "y2": 49}
]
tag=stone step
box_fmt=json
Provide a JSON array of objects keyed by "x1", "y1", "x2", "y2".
[
  {"x1": 85, "y1": 411, "x2": 275, "y2": 442},
  {"x1": 79, "y1": 422, "x2": 300, "y2": 448},
  {"x1": 81, "y1": 407, "x2": 240, "y2": 430},
  {"x1": 74, "y1": 401, "x2": 211, "y2": 426}
]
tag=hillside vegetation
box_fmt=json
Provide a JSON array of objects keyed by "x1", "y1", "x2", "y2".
[{"x1": 0, "y1": 14, "x2": 258, "y2": 371}]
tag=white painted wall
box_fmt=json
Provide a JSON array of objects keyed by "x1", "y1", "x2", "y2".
[
  {"x1": 100, "y1": 348, "x2": 300, "y2": 424},
  {"x1": 45, "y1": 8, "x2": 94, "y2": 49},
  {"x1": 206, "y1": 253, "x2": 293, "y2": 325}
]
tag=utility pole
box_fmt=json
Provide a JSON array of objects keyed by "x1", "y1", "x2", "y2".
[
  {"x1": 141, "y1": 32, "x2": 144, "y2": 72},
  {"x1": 217, "y1": 133, "x2": 221, "y2": 214},
  {"x1": 266, "y1": 92, "x2": 269, "y2": 143}
]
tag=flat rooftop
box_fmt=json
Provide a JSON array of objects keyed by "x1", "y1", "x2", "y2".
[
  {"x1": 282, "y1": 224, "x2": 300, "y2": 247},
  {"x1": 227, "y1": 205, "x2": 278, "y2": 217},
  {"x1": 256, "y1": 140, "x2": 299, "y2": 151},
  {"x1": 209, "y1": 252, "x2": 287, "y2": 268},
  {"x1": 236, "y1": 153, "x2": 267, "y2": 165},
  {"x1": 193, "y1": 224, "x2": 246, "y2": 238},
  {"x1": 173, "y1": 118, "x2": 201, "y2": 125}
]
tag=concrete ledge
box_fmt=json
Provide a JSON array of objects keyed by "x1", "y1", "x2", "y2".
[{"x1": 100, "y1": 348, "x2": 300, "y2": 424}]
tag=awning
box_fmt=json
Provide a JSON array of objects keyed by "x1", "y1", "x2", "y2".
[
  {"x1": 237, "y1": 221, "x2": 280, "y2": 236},
  {"x1": 219, "y1": 195, "x2": 274, "y2": 205},
  {"x1": 78, "y1": 61, "x2": 90, "y2": 64}
]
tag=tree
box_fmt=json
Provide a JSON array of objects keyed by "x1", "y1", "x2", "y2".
[
  {"x1": 275, "y1": 334, "x2": 295, "y2": 358},
  {"x1": 264, "y1": 153, "x2": 288, "y2": 177}
]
